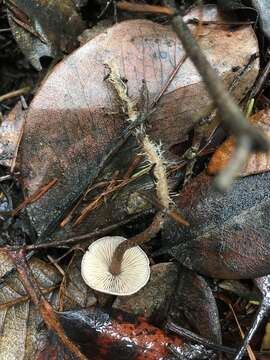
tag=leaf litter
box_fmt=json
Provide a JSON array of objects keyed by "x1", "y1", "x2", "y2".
[{"x1": 1, "y1": 1, "x2": 270, "y2": 359}]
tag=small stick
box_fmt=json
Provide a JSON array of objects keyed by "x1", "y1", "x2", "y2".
[
  {"x1": 0, "y1": 285, "x2": 58, "y2": 310},
  {"x1": 12, "y1": 178, "x2": 58, "y2": 216},
  {"x1": 116, "y1": 1, "x2": 174, "y2": 16},
  {"x1": 24, "y1": 212, "x2": 149, "y2": 251},
  {"x1": 170, "y1": 7, "x2": 268, "y2": 152},
  {"x1": 166, "y1": 321, "x2": 269, "y2": 356},
  {"x1": 152, "y1": 54, "x2": 187, "y2": 108},
  {"x1": 0, "y1": 87, "x2": 31, "y2": 103},
  {"x1": 229, "y1": 303, "x2": 256, "y2": 360}
]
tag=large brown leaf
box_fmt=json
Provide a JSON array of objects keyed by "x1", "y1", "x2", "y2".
[
  {"x1": 162, "y1": 171, "x2": 270, "y2": 279},
  {"x1": 20, "y1": 5, "x2": 259, "y2": 238}
]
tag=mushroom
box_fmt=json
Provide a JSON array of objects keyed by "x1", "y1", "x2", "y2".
[{"x1": 81, "y1": 236, "x2": 150, "y2": 296}]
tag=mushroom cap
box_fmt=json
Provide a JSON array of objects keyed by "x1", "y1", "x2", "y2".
[{"x1": 81, "y1": 236, "x2": 150, "y2": 296}]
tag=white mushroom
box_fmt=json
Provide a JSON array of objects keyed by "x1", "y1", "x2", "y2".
[{"x1": 81, "y1": 236, "x2": 150, "y2": 296}]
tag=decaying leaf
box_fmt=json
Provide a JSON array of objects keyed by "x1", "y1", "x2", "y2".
[
  {"x1": 19, "y1": 5, "x2": 260, "y2": 239},
  {"x1": 252, "y1": 0, "x2": 270, "y2": 40},
  {"x1": 162, "y1": 171, "x2": 270, "y2": 279},
  {"x1": 208, "y1": 108, "x2": 270, "y2": 176},
  {"x1": 59, "y1": 252, "x2": 97, "y2": 311},
  {"x1": 57, "y1": 307, "x2": 183, "y2": 360},
  {"x1": 0, "y1": 253, "x2": 60, "y2": 360},
  {"x1": 169, "y1": 268, "x2": 222, "y2": 344},
  {"x1": 113, "y1": 262, "x2": 178, "y2": 323},
  {"x1": 6, "y1": 0, "x2": 85, "y2": 70},
  {"x1": 0, "y1": 102, "x2": 26, "y2": 170}
]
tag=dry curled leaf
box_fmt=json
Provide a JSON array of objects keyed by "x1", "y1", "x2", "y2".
[
  {"x1": 6, "y1": 0, "x2": 85, "y2": 70},
  {"x1": 208, "y1": 108, "x2": 270, "y2": 176},
  {"x1": 20, "y1": 5, "x2": 259, "y2": 238},
  {"x1": 162, "y1": 171, "x2": 270, "y2": 279}
]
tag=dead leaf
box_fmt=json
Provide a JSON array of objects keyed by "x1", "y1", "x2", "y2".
[
  {"x1": 169, "y1": 268, "x2": 222, "y2": 344},
  {"x1": 162, "y1": 171, "x2": 270, "y2": 279},
  {"x1": 208, "y1": 109, "x2": 270, "y2": 176},
  {"x1": 59, "y1": 252, "x2": 96, "y2": 311},
  {"x1": 252, "y1": 0, "x2": 270, "y2": 40},
  {"x1": 6, "y1": 0, "x2": 85, "y2": 70},
  {"x1": 113, "y1": 262, "x2": 178, "y2": 323},
  {"x1": 19, "y1": 5, "x2": 260, "y2": 238},
  {"x1": 0, "y1": 102, "x2": 26, "y2": 170},
  {"x1": 57, "y1": 307, "x2": 183, "y2": 360},
  {"x1": 0, "y1": 254, "x2": 61, "y2": 359}
]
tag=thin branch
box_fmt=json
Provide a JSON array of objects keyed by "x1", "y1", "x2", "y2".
[
  {"x1": 24, "y1": 212, "x2": 150, "y2": 251},
  {"x1": 0, "y1": 87, "x2": 31, "y2": 102},
  {"x1": 116, "y1": 1, "x2": 174, "y2": 15},
  {"x1": 169, "y1": 7, "x2": 268, "y2": 151},
  {"x1": 0, "y1": 285, "x2": 58, "y2": 310}
]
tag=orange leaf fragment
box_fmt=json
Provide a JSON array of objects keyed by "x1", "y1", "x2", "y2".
[{"x1": 208, "y1": 108, "x2": 270, "y2": 177}]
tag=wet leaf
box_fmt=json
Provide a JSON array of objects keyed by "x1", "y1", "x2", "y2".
[
  {"x1": 36, "y1": 306, "x2": 185, "y2": 360},
  {"x1": 169, "y1": 268, "x2": 222, "y2": 344},
  {"x1": 0, "y1": 102, "x2": 26, "y2": 170},
  {"x1": 252, "y1": 0, "x2": 270, "y2": 40},
  {"x1": 19, "y1": 5, "x2": 259, "y2": 239},
  {"x1": 59, "y1": 252, "x2": 97, "y2": 311},
  {"x1": 6, "y1": 0, "x2": 85, "y2": 70},
  {"x1": 113, "y1": 262, "x2": 178, "y2": 324},
  {"x1": 162, "y1": 171, "x2": 270, "y2": 279},
  {"x1": 208, "y1": 109, "x2": 270, "y2": 176},
  {"x1": 0, "y1": 254, "x2": 61, "y2": 359},
  {"x1": 57, "y1": 307, "x2": 184, "y2": 360}
]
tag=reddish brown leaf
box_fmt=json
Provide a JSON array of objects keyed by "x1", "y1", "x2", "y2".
[
  {"x1": 208, "y1": 108, "x2": 270, "y2": 176},
  {"x1": 36, "y1": 307, "x2": 184, "y2": 360},
  {"x1": 20, "y1": 6, "x2": 259, "y2": 238}
]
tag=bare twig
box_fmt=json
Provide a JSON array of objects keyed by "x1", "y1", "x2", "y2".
[
  {"x1": 116, "y1": 1, "x2": 174, "y2": 15},
  {"x1": 166, "y1": 321, "x2": 268, "y2": 356},
  {"x1": 229, "y1": 303, "x2": 256, "y2": 360},
  {"x1": 24, "y1": 212, "x2": 149, "y2": 251},
  {"x1": 152, "y1": 54, "x2": 187, "y2": 108},
  {"x1": 0, "y1": 87, "x2": 31, "y2": 103},
  {"x1": 11, "y1": 178, "x2": 58, "y2": 216},
  {"x1": 165, "y1": 1, "x2": 269, "y2": 190},
  {"x1": 0, "y1": 285, "x2": 58, "y2": 310}
]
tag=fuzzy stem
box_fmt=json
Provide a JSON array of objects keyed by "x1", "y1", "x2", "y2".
[{"x1": 109, "y1": 212, "x2": 164, "y2": 275}]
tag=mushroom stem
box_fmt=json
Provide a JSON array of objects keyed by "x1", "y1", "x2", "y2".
[{"x1": 109, "y1": 211, "x2": 164, "y2": 275}]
